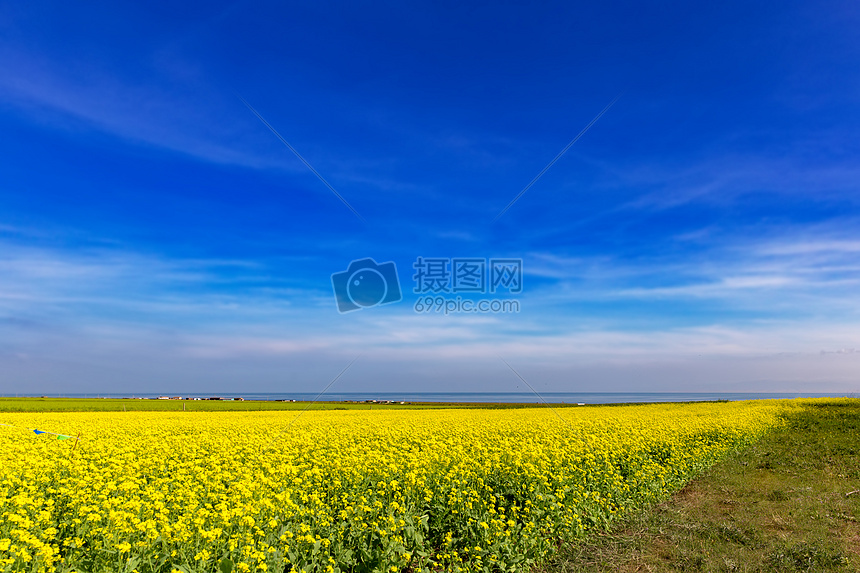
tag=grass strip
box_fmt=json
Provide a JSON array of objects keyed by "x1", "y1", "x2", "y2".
[{"x1": 543, "y1": 399, "x2": 860, "y2": 572}]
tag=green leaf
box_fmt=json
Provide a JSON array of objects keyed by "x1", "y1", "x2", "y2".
[{"x1": 219, "y1": 558, "x2": 234, "y2": 573}]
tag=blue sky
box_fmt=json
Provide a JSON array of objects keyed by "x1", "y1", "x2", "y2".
[{"x1": 1, "y1": 1, "x2": 859, "y2": 394}]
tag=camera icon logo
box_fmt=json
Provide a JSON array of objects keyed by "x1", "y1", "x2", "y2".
[{"x1": 331, "y1": 258, "x2": 403, "y2": 313}]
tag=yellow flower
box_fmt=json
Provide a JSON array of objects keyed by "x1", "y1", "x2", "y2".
[{"x1": 0, "y1": 398, "x2": 814, "y2": 572}]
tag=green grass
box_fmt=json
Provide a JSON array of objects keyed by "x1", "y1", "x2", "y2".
[{"x1": 542, "y1": 399, "x2": 860, "y2": 572}]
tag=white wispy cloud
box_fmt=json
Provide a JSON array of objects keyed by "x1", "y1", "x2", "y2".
[
  {"x1": 616, "y1": 154, "x2": 860, "y2": 212},
  {"x1": 524, "y1": 224, "x2": 860, "y2": 316},
  {"x1": 2, "y1": 229, "x2": 860, "y2": 391},
  {"x1": 0, "y1": 48, "x2": 314, "y2": 170},
  {"x1": 756, "y1": 239, "x2": 860, "y2": 255}
]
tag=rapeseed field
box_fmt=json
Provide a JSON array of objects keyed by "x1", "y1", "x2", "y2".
[{"x1": 0, "y1": 401, "x2": 796, "y2": 572}]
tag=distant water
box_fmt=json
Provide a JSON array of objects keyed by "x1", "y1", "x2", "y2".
[{"x1": 10, "y1": 391, "x2": 848, "y2": 404}]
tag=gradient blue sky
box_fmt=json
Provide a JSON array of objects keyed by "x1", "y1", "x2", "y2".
[{"x1": 1, "y1": 1, "x2": 859, "y2": 394}]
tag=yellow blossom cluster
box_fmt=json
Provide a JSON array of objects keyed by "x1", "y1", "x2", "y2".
[{"x1": 0, "y1": 400, "x2": 799, "y2": 572}]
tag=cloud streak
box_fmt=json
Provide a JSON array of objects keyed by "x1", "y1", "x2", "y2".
[{"x1": 0, "y1": 49, "x2": 313, "y2": 170}]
